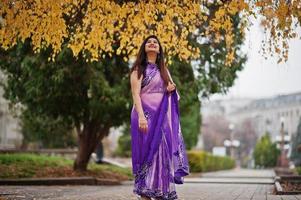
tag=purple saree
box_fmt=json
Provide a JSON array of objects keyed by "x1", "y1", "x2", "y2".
[{"x1": 130, "y1": 62, "x2": 189, "y2": 200}]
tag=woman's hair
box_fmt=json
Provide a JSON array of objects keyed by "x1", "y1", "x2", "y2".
[{"x1": 129, "y1": 35, "x2": 170, "y2": 86}]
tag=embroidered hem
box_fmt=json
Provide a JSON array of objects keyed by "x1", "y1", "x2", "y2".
[{"x1": 134, "y1": 188, "x2": 178, "y2": 200}]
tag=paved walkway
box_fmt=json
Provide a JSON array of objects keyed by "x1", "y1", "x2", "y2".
[
  {"x1": 0, "y1": 183, "x2": 274, "y2": 200},
  {"x1": 200, "y1": 168, "x2": 276, "y2": 178},
  {"x1": 0, "y1": 168, "x2": 300, "y2": 200},
  {"x1": 185, "y1": 168, "x2": 275, "y2": 184}
]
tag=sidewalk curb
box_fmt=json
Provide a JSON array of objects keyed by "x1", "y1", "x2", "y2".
[
  {"x1": 184, "y1": 178, "x2": 275, "y2": 185},
  {"x1": 274, "y1": 176, "x2": 301, "y2": 195},
  {"x1": 0, "y1": 177, "x2": 121, "y2": 186},
  {"x1": 184, "y1": 180, "x2": 275, "y2": 185},
  {"x1": 200, "y1": 176, "x2": 274, "y2": 179}
]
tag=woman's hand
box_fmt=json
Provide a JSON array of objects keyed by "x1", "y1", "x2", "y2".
[
  {"x1": 138, "y1": 116, "x2": 148, "y2": 133},
  {"x1": 167, "y1": 81, "x2": 176, "y2": 93}
]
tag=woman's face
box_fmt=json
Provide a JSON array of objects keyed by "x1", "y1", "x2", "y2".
[{"x1": 145, "y1": 38, "x2": 160, "y2": 54}]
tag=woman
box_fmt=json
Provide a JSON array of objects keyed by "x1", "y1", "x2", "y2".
[{"x1": 130, "y1": 35, "x2": 189, "y2": 200}]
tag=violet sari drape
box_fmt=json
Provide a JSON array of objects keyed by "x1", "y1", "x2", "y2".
[{"x1": 130, "y1": 62, "x2": 189, "y2": 200}]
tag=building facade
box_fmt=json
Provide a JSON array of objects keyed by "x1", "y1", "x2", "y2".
[
  {"x1": 228, "y1": 92, "x2": 301, "y2": 142},
  {"x1": 0, "y1": 72, "x2": 23, "y2": 148}
]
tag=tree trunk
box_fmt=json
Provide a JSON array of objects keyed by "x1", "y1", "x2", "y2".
[
  {"x1": 73, "y1": 122, "x2": 109, "y2": 172},
  {"x1": 73, "y1": 132, "x2": 95, "y2": 172}
]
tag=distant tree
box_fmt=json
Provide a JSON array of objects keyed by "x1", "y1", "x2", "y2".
[
  {"x1": 202, "y1": 115, "x2": 231, "y2": 152},
  {"x1": 234, "y1": 118, "x2": 257, "y2": 166},
  {"x1": 253, "y1": 132, "x2": 280, "y2": 168}
]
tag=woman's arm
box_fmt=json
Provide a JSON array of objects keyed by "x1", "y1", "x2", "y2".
[
  {"x1": 130, "y1": 69, "x2": 148, "y2": 133},
  {"x1": 166, "y1": 68, "x2": 180, "y2": 100},
  {"x1": 130, "y1": 70, "x2": 144, "y2": 117},
  {"x1": 166, "y1": 67, "x2": 174, "y2": 84}
]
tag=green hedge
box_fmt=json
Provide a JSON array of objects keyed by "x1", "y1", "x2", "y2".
[
  {"x1": 187, "y1": 150, "x2": 235, "y2": 172},
  {"x1": 296, "y1": 167, "x2": 301, "y2": 175}
]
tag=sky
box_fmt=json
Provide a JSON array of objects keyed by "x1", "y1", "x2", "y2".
[{"x1": 210, "y1": 17, "x2": 301, "y2": 101}]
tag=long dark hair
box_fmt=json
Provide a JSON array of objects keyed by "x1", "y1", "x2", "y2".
[{"x1": 129, "y1": 35, "x2": 170, "y2": 86}]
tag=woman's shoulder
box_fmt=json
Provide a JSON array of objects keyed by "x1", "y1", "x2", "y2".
[
  {"x1": 130, "y1": 66, "x2": 143, "y2": 81},
  {"x1": 130, "y1": 66, "x2": 139, "y2": 76},
  {"x1": 131, "y1": 64, "x2": 142, "y2": 72}
]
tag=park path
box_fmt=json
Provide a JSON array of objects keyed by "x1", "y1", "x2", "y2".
[
  {"x1": 0, "y1": 168, "x2": 300, "y2": 200},
  {"x1": 185, "y1": 167, "x2": 275, "y2": 184}
]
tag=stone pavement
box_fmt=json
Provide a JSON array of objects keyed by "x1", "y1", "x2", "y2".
[
  {"x1": 0, "y1": 183, "x2": 297, "y2": 200},
  {"x1": 185, "y1": 168, "x2": 275, "y2": 184},
  {"x1": 0, "y1": 168, "x2": 300, "y2": 200},
  {"x1": 200, "y1": 168, "x2": 276, "y2": 178},
  {"x1": 0, "y1": 183, "x2": 273, "y2": 200}
]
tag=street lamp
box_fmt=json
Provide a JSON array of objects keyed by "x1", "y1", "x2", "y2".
[
  {"x1": 229, "y1": 123, "x2": 235, "y2": 158},
  {"x1": 280, "y1": 117, "x2": 285, "y2": 152},
  {"x1": 229, "y1": 123, "x2": 234, "y2": 132},
  {"x1": 224, "y1": 123, "x2": 240, "y2": 159},
  {"x1": 277, "y1": 117, "x2": 289, "y2": 167}
]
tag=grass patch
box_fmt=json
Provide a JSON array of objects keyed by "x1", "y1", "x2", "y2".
[
  {"x1": 89, "y1": 163, "x2": 132, "y2": 178},
  {"x1": 0, "y1": 153, "x2": 73, "y2": 166},
  {"x1": 0, "y1": 153, "x2": 132, "y2": 181}
]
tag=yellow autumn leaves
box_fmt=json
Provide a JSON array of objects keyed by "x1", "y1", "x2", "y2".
[
  {"x1": 0, "y1": 0, "x2": 198, "y2": 63},
  {"x1": 0, "y1": 0, "x2": 300, "y2": 66},
  {"x1": 255, "y1": 0, "x2": 301, "y2": 63},
  {"x1": 0, "y1": 0, "x2": 69, "y2": 61}
]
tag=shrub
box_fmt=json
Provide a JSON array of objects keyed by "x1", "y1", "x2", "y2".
[
  {"x1": 253, "y1": 132, "x2": 280, "y2": 168},
  {"x1": 187, "y1": 150, "x2": 235, "y2": 173},
  {"x1": 296, "y1": 167, "x2": 301, "y2": 175}
]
